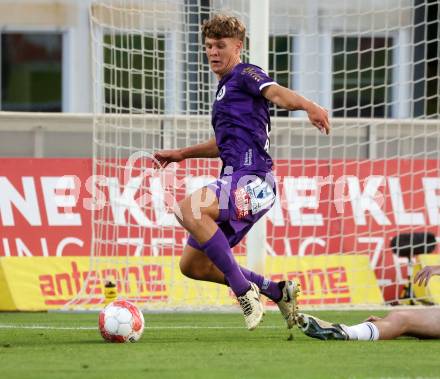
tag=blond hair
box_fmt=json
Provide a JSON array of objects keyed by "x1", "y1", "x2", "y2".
[{"x1": 201, "y1": 14, "x2": 246, "y2": 42}]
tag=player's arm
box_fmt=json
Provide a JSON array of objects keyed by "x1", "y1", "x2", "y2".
[
  {"x1": 180, "y1": 137, "x2": 220, "y2": 159},
  {"x1": 262, "y1": 84, "x2": 330, "y2": 135},
  {"x1": 413, "y1": 265, "x2": 440, "y2": 287},
  {"x1": 154, "y1": 137, "x2": 219, "y2": 168}
]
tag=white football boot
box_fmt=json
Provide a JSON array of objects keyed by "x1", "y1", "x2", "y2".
[
  {"x1": 237, "y1": 283, "x2": 264, "y2": 331},
  {"x1": 276, "y1": 280, "x2": 300, "y2": 329}
]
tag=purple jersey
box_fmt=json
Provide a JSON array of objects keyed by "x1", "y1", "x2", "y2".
[{"x1": 212, "y1": 63, "x2": 277, "y2": 173}]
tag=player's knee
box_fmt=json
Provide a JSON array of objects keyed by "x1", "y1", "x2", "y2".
[
  {"x1": 387, "y1": 310, "x2": 411, "y2": 331},
  {"x1": 389, "y1": 310, "x2": 410, "y2": 320},
  {"x1": 174, "y1": 199, "x2": 194, "y2": 226},
  {"x1": 174, "y1": 198, "x2": 204, "y2": 231}
]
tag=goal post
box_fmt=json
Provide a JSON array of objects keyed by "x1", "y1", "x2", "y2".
[
  {"x1": 68, "y1": 0, "x2": 440, "y2": 310},
  {"x1": 246, "y1": 0, "x2": 269, "y2": 275}
]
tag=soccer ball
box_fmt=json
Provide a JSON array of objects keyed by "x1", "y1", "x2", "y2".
[{"x1": 98, "y1": 300, "x2": 145, "y2": 343}]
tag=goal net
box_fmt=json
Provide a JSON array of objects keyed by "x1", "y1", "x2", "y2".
[{"x1": 70, "y1": 0, "x2": 440, "y2": 310}]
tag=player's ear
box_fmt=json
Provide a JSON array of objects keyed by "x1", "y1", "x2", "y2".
[{"x1": 235, "y1": 39, "x2": 243, "y2": 54}]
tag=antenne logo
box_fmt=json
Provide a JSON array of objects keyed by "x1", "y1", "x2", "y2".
[{"x1": 38, "y1": 260, "x2": 167, "y2": 306}]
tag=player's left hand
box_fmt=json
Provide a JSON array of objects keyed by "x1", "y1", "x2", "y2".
[
  {"x1": 413, "y1": 265, "x2": 440, "y2": 287},
  {"x1": 306, "y1": 102, "x2": 330, "y2": 135}
]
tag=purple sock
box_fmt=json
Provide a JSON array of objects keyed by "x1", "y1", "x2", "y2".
[
  {"x1": 200, "y1": 229, "x2": 250, "y2": 297},
  {"x1": 188, "y1": 234, "x2": 281, "y2": 300},
  {"x1": 239, "y1": 266, "x2": 282, "y2": 302}
]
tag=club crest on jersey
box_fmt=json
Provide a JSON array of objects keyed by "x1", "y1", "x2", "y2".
[{"x1": 216, "y1": 85, "x2": 226, "y2": 100}]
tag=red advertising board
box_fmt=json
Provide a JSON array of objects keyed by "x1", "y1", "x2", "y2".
[
  {"x1": 0, "y1": 158, "x2": 439, "y2": 301},
  {"x1": 0, "y1": 159, "x2": 93, "y2": 257}
]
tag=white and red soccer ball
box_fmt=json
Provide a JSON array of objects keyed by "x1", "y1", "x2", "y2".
[{"x1": 99, "y1": 300, "x2": 145, "y2": 343}]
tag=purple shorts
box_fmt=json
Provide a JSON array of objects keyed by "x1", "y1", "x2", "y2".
[{"x1": 187, "y1": 170, "x2": 276, "y2": 249}]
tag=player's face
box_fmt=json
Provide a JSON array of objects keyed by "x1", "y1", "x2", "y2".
[{"x1": 205, "y1": 37, "x2": 242, "y2": 78}]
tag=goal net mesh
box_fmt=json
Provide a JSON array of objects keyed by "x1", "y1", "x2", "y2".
[{"x1": 68, "y1": 0, "x2": 440, "y2": 310}]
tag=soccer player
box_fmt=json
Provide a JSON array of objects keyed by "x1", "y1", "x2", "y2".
[
  {"x1": 297, "y1": 265, "x2": 440, "y2": 340},
  {"x1": 154, "y1": 14, "x2": 330, "y2": 330}
]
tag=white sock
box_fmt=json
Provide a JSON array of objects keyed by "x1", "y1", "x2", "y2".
[{"x1": 344, "y1": 322, "x2": 379, "y2": 341}]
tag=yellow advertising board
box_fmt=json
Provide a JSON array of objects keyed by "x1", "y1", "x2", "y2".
[
  {"x1": 413, "y1": 254, "x2": 440, "y2": 304},
  {"x1": 0, "y1": 255, "x2": 383, "y2": 311},
  {"x1": 0, "y1": 257, "x2": 234, "y2": 311},
  {"x1": 265, "y1": 255, "x2": 383, "y2": 306}
]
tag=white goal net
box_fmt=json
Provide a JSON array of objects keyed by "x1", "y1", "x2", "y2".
[{"x1": 70, "y1": 0, "x2": 440, "y2": 310}]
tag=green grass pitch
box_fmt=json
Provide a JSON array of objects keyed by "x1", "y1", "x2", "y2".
[{"x1": 0, "y1": 311, "x2": 439, "y2": 379}]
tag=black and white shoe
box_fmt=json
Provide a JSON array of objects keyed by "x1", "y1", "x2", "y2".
[{"x1": 297, "y1": 313, "x2": 349, "y2": 341}]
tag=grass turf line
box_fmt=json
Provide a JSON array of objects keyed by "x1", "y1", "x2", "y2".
[{"x1": 0, "y1": 311, "x2": 439, "y2": 379}]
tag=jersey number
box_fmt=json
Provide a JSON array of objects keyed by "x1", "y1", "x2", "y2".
[{"x1": 264, "y1": 123, "x2": 270, "y2": 152}]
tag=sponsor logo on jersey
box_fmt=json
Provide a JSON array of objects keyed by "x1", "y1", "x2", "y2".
[
  {"x1": 234, "y1": 178, "x2": 276, "y2": 218},
  {"x1": 241, "y1": 66, "x2": 263, "y2": 82},
  {"x1": 234, "y1": 187, "x2": 251, "y2": 218}
]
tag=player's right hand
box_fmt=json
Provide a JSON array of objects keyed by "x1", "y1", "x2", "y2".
[
  {"x1": 413, "y1": 265, "x2": 440, "y2": 287},
  {"x1": 153, "y1": 149, "x2": 185, "y2": 168}
]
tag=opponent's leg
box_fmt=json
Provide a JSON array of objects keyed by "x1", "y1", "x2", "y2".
[
  {"x1": 298, "y1": 309, "x2": 440, "y2": 341},
  {"x1": 176, "y1": 187, "x2": 263, "y2": 330},
  {"x1": 330, "y1": 309, "x2": 440, "y2": 340},
  {"x1": 298, "y1": 312, "x2": 380, "y2": 341},
  {"x1": 372, "y1": 309, "x2": 440, "y2": 340}
]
